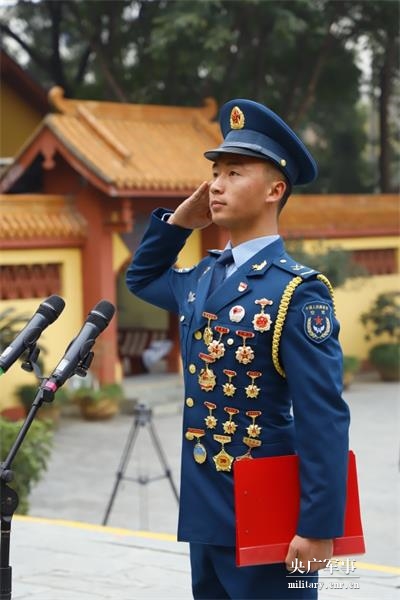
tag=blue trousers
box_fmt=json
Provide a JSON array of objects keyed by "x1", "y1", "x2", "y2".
[{"x1": 190, "y1": 544, "x2": 318, "y2": 599}]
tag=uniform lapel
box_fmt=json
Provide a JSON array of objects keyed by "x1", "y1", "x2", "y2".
[{"x1": 194, "y1": 262, "x2": 214, "y2": 322}]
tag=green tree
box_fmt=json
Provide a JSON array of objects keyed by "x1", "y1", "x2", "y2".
[{"x1": 1, "y1": 0, "x2": 398, "y2": 192}]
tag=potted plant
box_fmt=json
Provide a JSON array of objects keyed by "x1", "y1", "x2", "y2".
[
  {"x1": 72, "y1": 382, "x2": 122, "y2": 420},
  {"x1": 0, "y1": 417, "x2": 53, "y2": 514},
  {"x1": 360, "y1": 291, "x2": 400, "y2": 381},
  {"x1": 15, "y1": 383, "x2": 70, "y2": 426},
  {"x1": 343, "y1": 355, "x2": 360, "y2": 389}
]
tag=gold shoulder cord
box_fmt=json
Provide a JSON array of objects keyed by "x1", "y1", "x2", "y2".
[
  {"x1": 317, "y1": 274, "x2": 336, "y2": 314},
  {"x1": 272, "y1": 274, "x2": 335, "y2": 378}
]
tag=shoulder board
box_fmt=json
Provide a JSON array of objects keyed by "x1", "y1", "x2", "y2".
[
  {"x1": 172, "y1": 265, "x2": 196, "y2": 273},
  {"x1": 273, "y1": 255, "x2": 319, "y2": 280}
]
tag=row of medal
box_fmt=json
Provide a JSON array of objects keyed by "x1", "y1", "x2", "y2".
[
  {"x1": 196, "y1": 299, "x2": 273, "y2": 394},
  {"x1": 185, "y1": 403, "x2": 263, "y2": 472}
]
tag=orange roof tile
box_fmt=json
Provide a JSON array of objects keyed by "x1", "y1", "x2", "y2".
[
  {"x1": 42, "y1": 87, "x2": 221, "y2": 192},
  {"x1": 0, "y1": 194, "x2": 87, "y2": 245},
  {"x1": 281, "y1": 194, "x2": 400, "y2": 238}
]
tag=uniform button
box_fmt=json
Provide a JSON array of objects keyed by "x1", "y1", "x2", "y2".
[
  {"x1": 180, "y1": 315, "x2": 185, "y2": 322},
  {"x1": 227, "y1": 338, "x2": 235, "y2": 346},
  {"x1": 194, "y1": 331, "x2": 202, "y2": 340},
  {"x1": 189, "y1": 363, "x2": 196, "y2": 374},
  {"x1": 280, "y1": 259, "x2": 287, "y2": 263},
  {"x1": 186, "y1": 397, "x2": 194, "y2": 407}
]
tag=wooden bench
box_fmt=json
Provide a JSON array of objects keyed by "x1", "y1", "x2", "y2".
[{"x1": 118, "y1": 328, "x2": 168, "y2": 375}]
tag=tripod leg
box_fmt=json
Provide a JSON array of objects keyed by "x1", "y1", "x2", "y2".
[
  {"x1": 102, "y1": 419, "x2": 140, "y2": 525},
  {"x1": 148, "y1": 422, "x2": 180, "y2": 503}
]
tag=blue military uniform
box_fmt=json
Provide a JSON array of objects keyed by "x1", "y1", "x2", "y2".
[{"x1": 126, "y1": 99, "x2": 350, "y2": 599}]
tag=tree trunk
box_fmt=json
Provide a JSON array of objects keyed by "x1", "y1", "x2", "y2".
[{"x1": 378, "y1": 32, "x2": 396, "y2": 192}]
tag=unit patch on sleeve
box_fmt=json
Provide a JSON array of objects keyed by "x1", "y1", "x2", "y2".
[{"x1": 302, "y1": 301, "x2": 333, "y2": 343}]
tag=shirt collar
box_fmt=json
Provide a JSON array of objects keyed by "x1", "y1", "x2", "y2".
[{"x1": 226, "y1": 235, "x2": 281, "y2": 270}]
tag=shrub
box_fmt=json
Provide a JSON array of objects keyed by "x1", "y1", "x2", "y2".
[{"x1": 0, "y1": 417, "x2": 53, "y2": 514}]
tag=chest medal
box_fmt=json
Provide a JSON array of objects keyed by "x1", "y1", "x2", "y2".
[
  {"x1": 235, "y1": 330, "x2": 255, "y2": 364},
  {"x1": 213, "y1": 435, "x2": 234, "y2": 472},
  {"x1": 202, "y1": 312, "x2": 217, "y2": 345},
  {"x1": 222, "y1": 406, "x2": 239, "y2": 435},
  {"x1": 246, "y1": 410, "x2": 262, "y2": 438},
  {"x1": 204, "y1": 401, "x2": 218, "y2": 429},
  {"x1": 236, "y1": 437, "x2": 262, "y2": 461},
  {"x1": 245, "y1": 371, "x2": 262, "y2": 399},
  {"x1": 252, "y1": 298, "x2": 273, "y2": 332},
  {"x1": 207, "y1": 326, "x2": 230, "y2": 360},
  {"x1": 222, "y1": 369, "x2": 237, "y2": 397},
  {"x1": 185, "y1": 428, "x2": 207, "y2": 464},
  {"x1": 198, "y1": 352, "x2": 216, "y2": 392}
]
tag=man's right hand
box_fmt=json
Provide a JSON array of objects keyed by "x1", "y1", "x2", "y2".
[{"x1": 168, "y1": 181, "x2": 211, "y2": 230}]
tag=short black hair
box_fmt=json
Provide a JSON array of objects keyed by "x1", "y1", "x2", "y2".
[{"x1": 263, "y1": 160, "x2": 291, "y2": 215}]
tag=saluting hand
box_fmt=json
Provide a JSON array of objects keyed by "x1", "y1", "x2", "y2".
[{"x1": 168, "y1": 181, "x2": 211, "y2": 230}]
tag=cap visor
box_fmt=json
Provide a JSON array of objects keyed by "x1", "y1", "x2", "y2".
[{"x1": 204, "y1": 146, "x2": 269, "y2": 162}]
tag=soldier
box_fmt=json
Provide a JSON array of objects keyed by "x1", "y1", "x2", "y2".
[{"x1": 126, "y1": 99, "x2": 350, "y2": 599}]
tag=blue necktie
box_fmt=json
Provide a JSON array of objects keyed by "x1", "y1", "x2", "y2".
[{"x1": 208, "y1": 248, "x2": 234, "y2": 297}]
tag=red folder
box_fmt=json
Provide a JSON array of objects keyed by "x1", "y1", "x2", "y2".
[{"x1": 234, "y1": 450, "x2": 365, "y2": 566}]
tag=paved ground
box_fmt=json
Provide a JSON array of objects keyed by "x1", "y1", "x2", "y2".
[{"x1": 6, "y1": 373, "x2": 400, "y2": 598}]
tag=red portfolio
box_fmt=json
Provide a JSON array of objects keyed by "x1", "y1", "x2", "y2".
[{"x1": 234, "y1": 450, "x2": 365, "y2": 566}]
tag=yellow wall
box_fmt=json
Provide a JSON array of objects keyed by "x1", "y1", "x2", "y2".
[
  {"x1": 0, "y1": 248, "x2": 83, "y2": 410},
  {"x1": 335, "y1": 274, "x2": 398, "y2": 360},
  {"x1": 117, "y1": 229, "x2": 202, "y2": 331},
  {"x1": 177, "y1": 228, "x2": 201, "y2": 268},
  {"x1": 0, "y1": 82, "x2": 43, "y2": 157}
]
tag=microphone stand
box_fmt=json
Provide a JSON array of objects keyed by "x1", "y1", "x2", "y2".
[{"x1": 0, "y1": 345, "x2": 93, "y2": 600}]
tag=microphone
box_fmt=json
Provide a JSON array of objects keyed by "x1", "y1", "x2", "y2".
[
  {"x1": 0, "y1": 295, "x2": 66, "y2": 374},
  {"x1": 43, "y1": 300, "x2": 115, "y2": 391}
]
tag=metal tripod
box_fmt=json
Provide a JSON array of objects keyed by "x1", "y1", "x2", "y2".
[{"x1": 102, "y1": 403, "x2": 179, "y2": 526}]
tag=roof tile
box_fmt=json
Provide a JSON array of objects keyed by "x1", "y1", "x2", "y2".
[
  {"x1": 0, "y1": 195, "x2": 87, "y2": 243},
  {"x1": 45, "y1": 88, "x2": 221, "y2": 192}
]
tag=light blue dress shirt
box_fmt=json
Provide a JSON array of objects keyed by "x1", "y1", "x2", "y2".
[{"x1": 224, "y1": 235, "x2": 280, "y2": 278}]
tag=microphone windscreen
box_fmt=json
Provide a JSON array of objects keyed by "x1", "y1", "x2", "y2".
[
  {"x1": 88, "y1": 300, "x2": 116, "y2": 330},
  {"x1": 38, "y1": 295, "x2": 66, "y2": 323}
]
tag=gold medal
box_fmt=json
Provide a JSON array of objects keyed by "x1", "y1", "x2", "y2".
[
  {"x1": 236, "y1": 436, "x2": 262, "y2": 461},
  {"x1": 207, "y1": 325, "x2": 229, "y2": 360},
  {"x1": 204, "y1": 401, "x2": 218, "y2": 429},
  {"x1": 186, "y1": 428, "x2": 207, "y2": 464},
  {"x1": 235, "y1": 330, "x2": 255, "y2": 364},
  {"x1": 245, "y1": 371, "x2": 262, "y2": 399},
  {"x1": 213, "y1": 434, "x2": 234, "y2": 472},
  {"x1": 222, "y1": 369, "x2": 237, "y2": 397},
  {"x1": 246, "y1": 410, "x2": 262, "y2": 438},
  {"x1": 252, "y1": 298, "x2": 273, "y2": 332},
  {"x1": 198, "y1": 352, "x2": 216, "y2": 392},
  {"x1": 202, "y1": 311, "x2": 218, "y2": 345},
  {"x1": 207, "y1": 339, "x2": 225, "y2": 360},
  {"x1": 222, "y1": 407, "x2": 239, "y2": 435}
]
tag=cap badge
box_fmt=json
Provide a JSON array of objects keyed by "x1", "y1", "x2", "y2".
[{"x1": 230, "y1": 106, "x2": 245, "y2": 130}]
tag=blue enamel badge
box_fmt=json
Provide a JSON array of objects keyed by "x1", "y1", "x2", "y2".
[{"x1": 302, "y1": 301, "x2": 333, "y2": 343}]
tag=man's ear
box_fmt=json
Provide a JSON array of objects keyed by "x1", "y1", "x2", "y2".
[{"x1": 265, "y1": 179, "x2": 287, "y2": 205}]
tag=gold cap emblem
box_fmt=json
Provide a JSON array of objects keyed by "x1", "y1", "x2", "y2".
[{"x1": 230, "y1": 106, "x2": 245, "y2": 130}]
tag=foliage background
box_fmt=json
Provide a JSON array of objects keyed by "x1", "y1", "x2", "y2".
[{"x1": 1, "y1": 0, "x2": 399, "y2": 194}]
